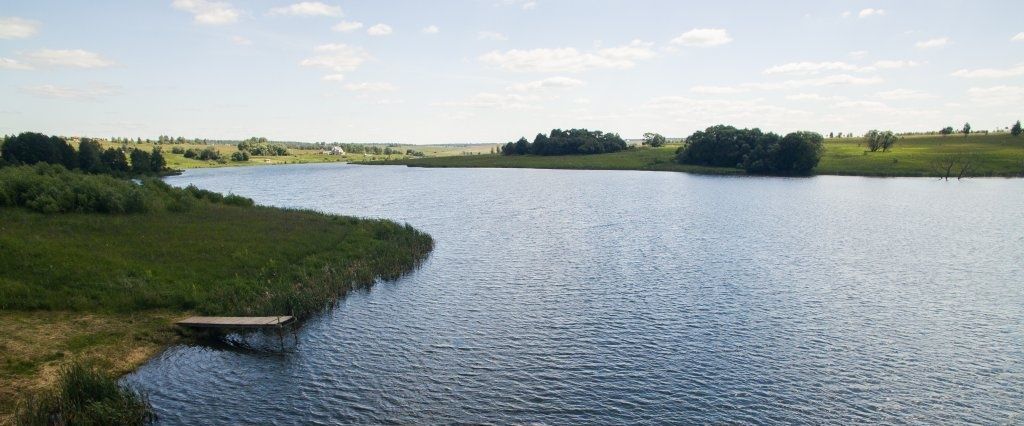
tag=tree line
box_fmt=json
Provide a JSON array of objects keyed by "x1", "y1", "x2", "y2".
[
  {"x1": 676, "y1": 125, "x2": 824, "y2": 175},
  {"x1": 501, "y1": 128, "x2": 628, "y2": 156},
  {"x1": 1, "y1": 132, "x2": 166, "y2": 175}
]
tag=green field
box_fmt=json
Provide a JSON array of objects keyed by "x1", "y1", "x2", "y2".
[
  {"x1": 369, "y1": 134, "x2": 1024, "y2": 177},
  {"x1": 0, "y1": 167, "x2": 433, "y2": 420},
  {"x1": 91, "y1": 141, "x2": 500, "y2": 171}
]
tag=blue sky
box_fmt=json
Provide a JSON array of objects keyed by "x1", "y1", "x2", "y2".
[{"x1": 1, "y1": 0, "x2": 1022, "y2": 143}]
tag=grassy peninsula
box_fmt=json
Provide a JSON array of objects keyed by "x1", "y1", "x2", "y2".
[
  {"x1": 0, "y1": 164, "x2": 433, "y2": 422},
  {"x1": 370, "y1": 133, "x2": 1024, "y2": 178}
]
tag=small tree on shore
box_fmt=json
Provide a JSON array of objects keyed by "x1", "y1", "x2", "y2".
[
  {"x1": 864, "y1": 130, "x2": 899, "y2": 152},
  {"x1": 962, "y1": 122, "x2": 971, "y2": 137},
  {"x1": 1012, "y1": 120, "x2": 1022, "y2": 137},
  {"x1": 939, "y1": 126, "x2": 954, "y2": 136},
  {"x1": 642, "y1": 132, "x2": 667, "y2": 147}
]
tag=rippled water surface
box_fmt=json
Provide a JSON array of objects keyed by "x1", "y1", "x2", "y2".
[{"x1": 127, "y1": 164, "x2": 1024, "y2": 424}]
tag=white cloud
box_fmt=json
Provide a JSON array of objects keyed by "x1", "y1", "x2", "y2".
[
  {"x1": 332, "y1": 20, "x2": 363, "y2": 32},
  {"x1": 951, "y1": 64, "x2": 1024, "y2": 78},
  {"x1": 786, "y1": 93, "x2": 848, "y2": 102},
  {"x1": 915, "y1": 37, "x2": 948, "y2": 49},
  {"x1": 0, "y1": 57, "x2": 33, "y2": 70},
  {"x1": 764, "y1": 61, "x2": 859, "y2": 75},
  {"x1": 23, "y1": 49, "x2": 114, "y2": 68},
  {"x1": 0, "y1": 17, "x2": 39, "y2": 39},
  {"x1": 171, "y1": 0, "x2": 239, "y2": 25},
  {"x1": 842, "y1": 11, "x2": 852, "y2": 18},
  {"x1": 858, "y1": 8, "x2": 885, "y2": 18},
  {"x1": 642, "y1": 96, "x2": 811, "y2": 126},
  {"x1": 764, "y1": 60, "x2": 918, "y2": 75},
  {"x1": 435, "y1": 92, "x2": 541, "y2": 110},
  {"x1": 848, "y1": 50, "x2": 868, "y2": 59},
  {"x1": 521, "y1": 1, "x2": 537, "y2": 10},
  {"x1": 871, "y1": 60, "x2": 919, "y2": 69},
  {"x1": 1013, "y1": 32, "x2": 1024, "y2": 42},
  {"x1": 367, "y1": 24, "x2": 392, "y2": 36},
  {"x1": 507, "y1": 76, "x2": 585, "y2": 91},
  {"x1": 300, "y1": 43, "x2": 370, "y2": 72},
  {"x1": 966, "y1": 85, "x2": 1024, "y2": 106},
  {"x1": 480, "y1": 40, "x2": 655, "y2": 72},
  {"x1": 344, "y1": 82, "x2": 397, "y2": 92},
  {"x1": 321, "y1": 73, "x2": 345, "y2": 82},
  {"x1": 21, "y1": 84, "x2": 120, "y2": 100},
  {"x1": 231, "y1": 35, "x2": 251, "y2": 45},
  {"x1": 835, "y1": 100, "x2": 889, "y2": 109},
  {"x1": 690, "y1": 74, "x2": 883, "y2": 94},
  {"x1": 670, "y1": 28, "x2": 732, "y2": 47},
  {"x1": 268, "y1": 2, "x2": 342, "y2": 17},
  {"x1": 478, "y1": 31, "x2": 508, "y2": 41},
  {"x1": 690, "y1": 85, "x2": 748, "y2": 94},
  {"x1": 875, "y1": 89, "x2": 935, "y2": 100},
  {"x1": 422, "y1": 25, "x2": 439, "y2": 34}
]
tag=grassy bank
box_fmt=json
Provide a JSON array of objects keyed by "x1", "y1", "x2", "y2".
[
  {"x1": 368, "y1": 134, "x2": 1024, "y2": 177},
  {"x1": 0, "y1": 165, "x2": 433, "y2": 422}
]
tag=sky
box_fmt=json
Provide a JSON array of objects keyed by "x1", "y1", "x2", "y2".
[{"x1": 1, "y1": 0, "x2": 1022, "y2": 144}]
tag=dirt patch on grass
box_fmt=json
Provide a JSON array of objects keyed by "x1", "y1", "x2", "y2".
[{"x1": 0, "y1": 311, "x2": 180, "y2": 423}]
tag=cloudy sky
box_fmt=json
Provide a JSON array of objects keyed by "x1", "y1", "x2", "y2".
[{"x1": 1, "y1": 0, "x2": 1022, "y2": 143}]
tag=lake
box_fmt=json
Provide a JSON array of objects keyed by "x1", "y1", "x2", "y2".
[{"x1": 127, "y1": 163, "x2": 1024, "y2": 424}]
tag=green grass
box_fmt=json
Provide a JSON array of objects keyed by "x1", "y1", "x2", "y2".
[
  {"x1": 0, "y1": 203, "x2": 432, "y2": 316},
  {"x1": 369, "y1": 144, "x2": 743, "y2": 175},
  {"x1": 16, "y1": 362, "x2": 155, "y2": 425},
  {"x1": 0, "y1": 166, "x2": 434, "y2": 420},
  {"x1": 369, "y1": 134, "x2": 1024, "y2": 177}
]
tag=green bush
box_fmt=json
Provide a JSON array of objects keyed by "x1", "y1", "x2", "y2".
[
  {"x1": 16, "y1": 362, "x2": 155, "y2": 425},
  {"x1": 230, "y1": 151, "x2": 250, "y2": 162},
  {"x1": 0, "y1": 164, "x2": 255, "y2": 214}
]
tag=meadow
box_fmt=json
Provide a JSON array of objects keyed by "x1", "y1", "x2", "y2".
[
  {"x1": 0, "y1": 165, "x2": 433, "y2": 421},
  {"x1": 371, "y1": 134, "x2": 1024, "y2": 177}
]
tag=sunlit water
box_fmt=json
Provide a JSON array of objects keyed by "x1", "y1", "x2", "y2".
[{"x1": 126, "y1": 163, "x2": 1024, "y2": 424}]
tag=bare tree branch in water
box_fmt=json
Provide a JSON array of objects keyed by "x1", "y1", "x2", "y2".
[{"x1": 931, "y1": 152, "x2": 977, "y2": 180}]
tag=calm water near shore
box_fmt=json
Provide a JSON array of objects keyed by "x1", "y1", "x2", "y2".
[{"x1": 126, "y1": 163, "x2": 1024, "y2": 424}]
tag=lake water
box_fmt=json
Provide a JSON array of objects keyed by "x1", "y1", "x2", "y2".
[{"x1": 127, "y1": 163, "x2": 1024, "y2": 424}]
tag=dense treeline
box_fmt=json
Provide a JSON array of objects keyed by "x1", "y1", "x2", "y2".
[
  {"x1": 676, "y1": 125, "x2": 824, "y2": 175},
  {"x1": 237, "y1": 137, "x2": 288, "y2": 156},
  {"x1": 0, "y1": 163, "x2": 252, "y2": 214},
  {"x1": 501, "y1": 128, "x2": 628, "y2": 156},
  {"x1": 1, "y1": 132, "x2": 167, "y2": 175}
]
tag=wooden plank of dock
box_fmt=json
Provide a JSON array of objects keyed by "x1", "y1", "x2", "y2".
[{"x1": 176, "y1": 316, "x2": 295, "y2": 329}]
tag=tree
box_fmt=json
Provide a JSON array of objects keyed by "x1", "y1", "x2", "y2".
[
  {"x1": 0, "y1": 132, "x2": 76, "y2": 167},
  {"x1": 77, "y1": 139, "x2": 104, "y2": 172},
  {"x1": 770, "y1": 131, "x2": 824, "y2": 175},
  {"x1": 150, "y1": 147, "x2": 167, "y2": 171},
  {"x1": 1011, "y1": 120, "x2": 1022, "y2": 137},
  {"x1": 940, "y1": 126, "x2": 955, "y2": 136},
  {"x1": 962, "y1": 122, "x2": 971, "y2": 137},
  {"x1": 130, "y1": 149, "x2": 152, "y2": 174},
  {"x1": 864, "y1": 130, "x2": 899, "y2": 152},
  {"x1": 230, "y1": 151, "x2": 250, "y2": 161},
  {"x1": 642, "y1": 132, "x2": 667, "y2": 147},
  {"x1": 101, "y1": 148, "x2": 129, "y2": 173}
]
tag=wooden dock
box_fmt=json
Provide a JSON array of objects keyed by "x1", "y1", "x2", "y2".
[{"x1": 176, "y1": 316, "x2": 295, "y2": 329}]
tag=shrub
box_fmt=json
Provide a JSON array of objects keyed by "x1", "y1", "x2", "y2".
[
  {"x1": 237, "y1": 137, "x2": 288, "y2": 156},
  {"x1": 0, "y1": 164, "x2": 255, "y2": 214},
  {"x1": 16, "y1": 362, "x2": 155, "y2": 425},
  {"x1": 677, "y1": 125, "x2": 824, "y2": 175},
  {"x1": 501, "y1": 128, "x2": 628, "y2": 156},
  {"x1": 230, "y1": 151, "x2": 250, "y2": 162}
]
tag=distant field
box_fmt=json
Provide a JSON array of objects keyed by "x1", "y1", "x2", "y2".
[
  {"x1": 369, "y1": 134, "x2": 1024, "y2": 177},
  {"x1": 90, "y1": 141, "x2": 500, "y2": 170}
]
